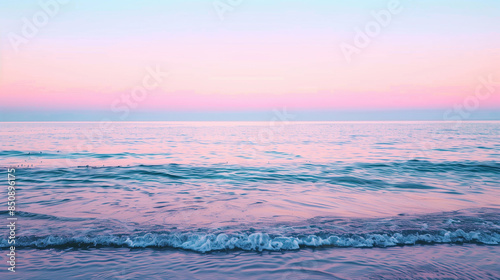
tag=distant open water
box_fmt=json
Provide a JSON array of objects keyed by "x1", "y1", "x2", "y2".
[{"x1": 0, "y1": 121, "x2": 499, "y2": 279}]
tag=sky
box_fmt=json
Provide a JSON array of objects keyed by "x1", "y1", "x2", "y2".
[{"x1": 0, "y1": 0, "x2": 499, "y2": 121}]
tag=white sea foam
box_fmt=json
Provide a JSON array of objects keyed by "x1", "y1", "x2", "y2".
[{"x1": 2, "y1": 230, "x2": 499, "y2": 252}]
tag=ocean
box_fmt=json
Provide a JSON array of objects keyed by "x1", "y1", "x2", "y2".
[{"x1": 1, "y1": 121, "x2": 499, "y2": 279}]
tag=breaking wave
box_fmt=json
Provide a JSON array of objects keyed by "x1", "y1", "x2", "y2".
[{"x1": 3, "y1": 229, "x2": 499, "y2": 253}]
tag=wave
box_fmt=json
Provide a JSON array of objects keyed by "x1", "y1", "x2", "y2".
[
  {"x1": 2, "y1": 153, "x2": 499, "y2": 174},
  {"x1": 2, "y1": 229, "x2": 499, "y2": 252},
  {"x1": 2, "y1": 208, "x2": 499, "y2": 252},
  {"x1": 5, "y1": 160, "x2": 500, "y2": 191}
]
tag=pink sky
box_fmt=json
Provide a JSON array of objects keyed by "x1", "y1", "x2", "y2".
[{"x1": 0, "y1": 0, "x2": 499, "y2": 118}]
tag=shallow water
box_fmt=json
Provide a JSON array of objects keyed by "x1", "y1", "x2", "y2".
[
  {"x1": 6, "y1": 245, "x2": 500, "y2": 280},
  {"x1": 0, "y1": 121, "x2": 499, "y2": 278}
]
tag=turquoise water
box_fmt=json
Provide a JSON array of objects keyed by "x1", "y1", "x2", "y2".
[{"x1": 0, "y1": 121, "x2": 499, "y2": 279}]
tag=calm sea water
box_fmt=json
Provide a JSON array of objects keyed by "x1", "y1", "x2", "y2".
[{"x1": 1, "y1": 121, "x2": 499, "y2": 279}]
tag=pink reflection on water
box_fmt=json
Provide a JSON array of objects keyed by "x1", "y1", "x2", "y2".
[{"x1": 2, "y1": 121, "x2": 500, "y2": 228}]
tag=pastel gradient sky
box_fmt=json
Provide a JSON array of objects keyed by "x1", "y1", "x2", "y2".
[{"x1": 0, "y1": 0, "x2": 499, "y2": 120}]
